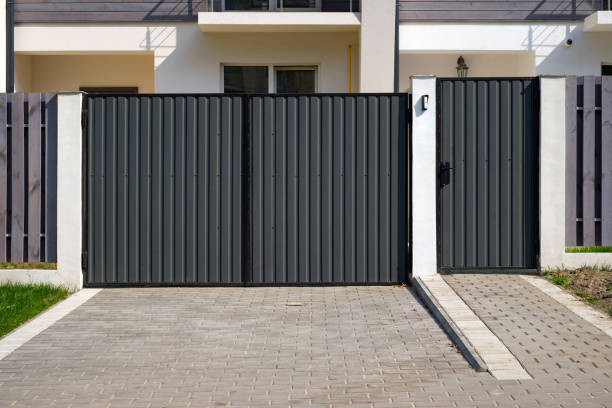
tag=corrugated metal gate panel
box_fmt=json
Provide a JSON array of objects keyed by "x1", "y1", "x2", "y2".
[
  {"x1": 250, "y1": 95, "x2": 408, "y2": 283},
  {"x1": 86, "y1": 93, "x2": 408, "y2": 285},
  {"x1": 438, "y1": 79, "x2": 538, "y2": 270},
  {"x1": 87, "y1": 95, "x2": 244, "y2": 284}
]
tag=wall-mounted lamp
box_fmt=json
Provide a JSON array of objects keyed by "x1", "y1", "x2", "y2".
[
  {"x1": 421, "y1": 95, "x2": 429, "y2": 111},
  {"x1": 456, "y1": 56, "x2": 469, "y2": 78}
]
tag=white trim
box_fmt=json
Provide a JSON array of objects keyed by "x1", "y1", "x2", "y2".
[
  {"x1": 521, "y1": 275, "x2": 612, "y2": 338},
  {"x1": 0, "y1": 289, "x2": 101, "y2": 361}
]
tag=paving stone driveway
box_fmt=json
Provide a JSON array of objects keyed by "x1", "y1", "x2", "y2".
[{"x1": 0, "y1": 284, "x2": 610, "y2": 407}]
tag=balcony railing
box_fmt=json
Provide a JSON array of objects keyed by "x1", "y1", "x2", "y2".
[{"x1": 202, "y1": 0, "x2": 359, "y2": 12}]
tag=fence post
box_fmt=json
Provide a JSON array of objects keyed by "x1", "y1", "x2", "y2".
[
  {"x1": 540, "y1": 76, "x2": 566, "y2": 269},
  {"x1": 56, "y1": 93, "x2": 84, "y2": 290},
  {"x1": 411, "y1": 75, "x2": 437, "y2": 277}
]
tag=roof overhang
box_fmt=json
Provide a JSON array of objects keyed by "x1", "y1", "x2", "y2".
[
  {"x1": 584, "y1": 11, "x2": 612, "y2": 32},
  {"x1": 198, "y1": 12, "x2": 361, "y2": 33}
]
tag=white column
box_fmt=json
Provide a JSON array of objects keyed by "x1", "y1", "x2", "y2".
[
  {"x1": 411, "y1": 75, "x2": 437, "y2": 277},
  {"x1": 56, "y1": 93, "x2": 84, "y2": 290},
  {"x1": 359, "y1": 0, "x2": 395, "y2": 92},
  {"x1": 539, "y1": 77, "x2": 566, "y2": 269},
  {"x1": 0, "y1": 0, "x2": 6, "y2": 92}
]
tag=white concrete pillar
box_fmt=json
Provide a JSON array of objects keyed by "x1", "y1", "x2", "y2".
[
  {"x1": 0, "y1": 0, "x2": 6, "y2": 92},
  {"x1": 56, "y1": 93, "x2": 84, "y2": 290},
  {"x1": 411, "y1": 75, "x2": 437, "y2": 277},
  {"x1": 359, "y1": 0, "x2": 395, "y2": 92},
  {"x1": 539, "y1": 77, "x2": 566, "y2": 270}
]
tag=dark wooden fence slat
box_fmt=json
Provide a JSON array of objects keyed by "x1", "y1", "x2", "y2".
[
  {"x1": 11, "y1": 93, "x2": 25, "y2": 262},
  {"x1": 45, "y1": 93, "x2": 58, "y2": 262},
  {"x1": 27, "y1": 93, "x2": 42, "y2": 262},
  {"x1": 603, "y1": 76, "x2": 612, "y2": 246},
  {"x1": 565, "y1": 76, "x2": 577, "y2": 247},
  {"x1": 582, "y1": 77, "x2": 597, "y2": 247},
  {"x1": 0, "y1": 94, "x2": 6, "y2": 262}
]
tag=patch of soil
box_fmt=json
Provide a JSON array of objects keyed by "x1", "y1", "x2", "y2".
[{"x1": 553, "y1": 268, "x2": 612, "y2": 316}]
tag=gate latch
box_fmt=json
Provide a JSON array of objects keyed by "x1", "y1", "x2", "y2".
[{"x1": 439, "y1": 161, "x2": 453, "y2": 188}]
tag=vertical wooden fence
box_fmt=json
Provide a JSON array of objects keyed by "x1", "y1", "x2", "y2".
[
  {"x1": 565, "y1": 76, "x2": 612, "y2": 247},
  {"x1": 0, "y1": 93, "x2": 57, "y2": 263}
]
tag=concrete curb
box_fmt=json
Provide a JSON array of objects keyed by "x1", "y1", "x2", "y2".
[
  {"x1": 0, "y1": 289, "x2": 101, "y2": 361},
  {"x1": 411, "y1": 276, "x2": 488, "y2": 372},
  {"x1": 0, "y1": 269, "x2": 74, "y2": 289}
]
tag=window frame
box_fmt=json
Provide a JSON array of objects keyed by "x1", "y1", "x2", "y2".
[
  {"x1": 222, "y1": 0, "x2": 321, "y2": 12},
  {"x1": 274, "y1": 65, "x2": 318, "y2": 94},
  {"x1": 221, "y1": 63, "x2": 319, "y2": 93}
]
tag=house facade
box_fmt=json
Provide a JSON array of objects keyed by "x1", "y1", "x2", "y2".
[{"x1": 1, "y1": 0, "x2": 610, "y2": 94}]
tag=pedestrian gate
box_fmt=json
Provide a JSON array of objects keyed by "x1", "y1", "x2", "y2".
[
  {"x1": 85, "y1": 94, "x2": 408, "y2": 285},
  {"x1": 438, "y1": 79, "x2": 539, "y2": 271}
]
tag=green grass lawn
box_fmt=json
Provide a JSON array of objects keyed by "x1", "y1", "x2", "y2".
[
  {"x1": 0, "y1": 262, "x2": 57, "y2": 269},
  {"x1": 0, "y1": 284, "x2": 69, "y2": 337},
  {"x1": 565, "y1": 246, "x2": 612, "y2": 253}
]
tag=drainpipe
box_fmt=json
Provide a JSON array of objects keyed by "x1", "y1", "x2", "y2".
[
  {"x1": 393, "y1": 0, "x2": 399, "y2": 93},
  {"x1": 6, "y1": 0, "x2": 14, "y2": 92}
]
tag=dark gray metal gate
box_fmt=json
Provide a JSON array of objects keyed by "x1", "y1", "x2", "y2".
[
  {"x1": 85, "y1": 93, "x2": 408, "y2": 285},
  {"x1": 438, "y1": 79, "x2": 539, "y2": 271}
]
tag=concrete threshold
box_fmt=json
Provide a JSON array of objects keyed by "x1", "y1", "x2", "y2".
[{"x1": 413, "y1": 275, "x2": 531, "y2": 380}]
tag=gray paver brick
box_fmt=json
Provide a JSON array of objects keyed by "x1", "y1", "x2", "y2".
[{"x1": 0, "y1": 282, "x2": 611, "y2": 407}]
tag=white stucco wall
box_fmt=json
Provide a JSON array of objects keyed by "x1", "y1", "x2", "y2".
[
  {"x1": 400, "y1": 22, "x2": 612, "y2": 77},
  {"x1": 56, "y1": 93, "x2": 84, "y2": 291},
  {"x1": 14, "y1": 54, "x2": 32, "y2": 92},
  {"x1": 15, "y1": 53, "x2": 155, "y2": 93},
  {"x1": 411, "y1": 76, "x2": 438, "y2": 277},
  {"x1": 359, "y1": 0, "x2": 396, "y2": 92},
  {"x1": 399, "y1": 52, "x2": 535, "y2": 92},
  {"x1": 15, "y1": 23, "x2": 359, "y2": 93}
]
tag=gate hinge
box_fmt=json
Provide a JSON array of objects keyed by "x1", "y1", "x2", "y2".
[{"x1": 81, "y1": 251, "x2": 88, "y2": 271}]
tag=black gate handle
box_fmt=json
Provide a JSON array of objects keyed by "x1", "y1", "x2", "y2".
[{"x1": 439, "y1": 161, "x2": 453, "y2": 188}]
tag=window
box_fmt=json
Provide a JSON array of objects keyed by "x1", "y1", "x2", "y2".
[
  {"x1": 275, "y1": 67, "x2": 316, "y2": 94},
  {"x1": 603, "y1": 65, "x2": 612, "y2": 76},
  {"x1": 223, "y1": 65, "x2": 318, "y2": 93},
  {"x1": 224, "y1": 0, "x2": 320, "y2": 11},
  {"x1": 223, "y1": 66, "x2": 269, "y2": 93}
]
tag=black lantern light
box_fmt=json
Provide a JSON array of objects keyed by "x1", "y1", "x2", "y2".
[{"x1": 456, "y1": 56, "x2": 469, "y2": 78}]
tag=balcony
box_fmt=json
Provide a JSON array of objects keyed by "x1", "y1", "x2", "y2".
[
  {"x1": 584, "y1": 0, "x2": 612, "y2": 32},
  {"x1": 198, "y1": 0, "x2": 360, "y2": 33}
]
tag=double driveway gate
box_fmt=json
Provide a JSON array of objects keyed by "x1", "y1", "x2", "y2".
[{"x1": 84, "y1": 94, "x2": 409, "y2": 286}]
